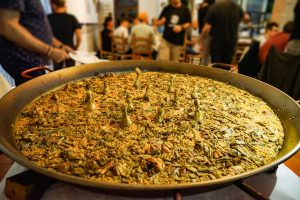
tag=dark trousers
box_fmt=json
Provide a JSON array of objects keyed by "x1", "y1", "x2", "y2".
[
  {"x1": 2, "y1": 64, "x2": 45, "y2": 86},
  {"x1": 211, "y1": 49, "x2": 234, "y2": 64}
]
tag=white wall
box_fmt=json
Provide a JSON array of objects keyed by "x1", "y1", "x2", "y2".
[
  {"x1": 66, "y1": 0, "x2": 98, "y2": 23},
  {"x1": 138, "y1": 0, "x2": 159, "y2": 22}
]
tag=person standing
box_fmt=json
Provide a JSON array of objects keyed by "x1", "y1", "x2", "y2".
[
  {"x1": 0, "y1": 0, "x2": 70, "y2": 86},
  {"x1": 197, "y1": 0, "x2": 215, "y2": 65},
  {"x1": 201, "y1": 0, "x2": 250, "y2": 64},
  {"x1": 156, "y1": 0, "x2": 191, "y2": 61},
  {"x1": 48, "y1": 0, "x2": 81, "y2": 70}
]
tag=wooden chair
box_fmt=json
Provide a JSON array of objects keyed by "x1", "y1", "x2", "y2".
[
  {"x1": 130, "y1": 34, "x2": 153, "y2": 60},
  {"x1": 185, "y1": 53, "x2": 202, "y2": 65},
  {"x1": 180, "y1": 32, "x2": 202, "y2": 64},
  {"x1": 111, "y1": 35, "x2": 133, "y2": 60}
]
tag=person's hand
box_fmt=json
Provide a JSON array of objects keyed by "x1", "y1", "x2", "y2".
[
  {"x1": 61, "y1": 45, "x2": 75, "y2": 54},
  {"x1": 153, "y1": 17, "x2": 159, "y2": 26},
  {"x1": 173, "y1": 25, "x2": 183, "y2": 33},
  {"x1": 50, "y1": 48, "x2": 69, "y2": 63}
]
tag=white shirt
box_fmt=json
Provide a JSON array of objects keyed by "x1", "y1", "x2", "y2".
[{"x1": 113, "y1": 26, "x2": 130, "y2": 52}]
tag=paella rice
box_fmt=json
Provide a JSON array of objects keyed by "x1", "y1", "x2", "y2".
[{"x1": 14, "y1": 69, "x2": 284, "y2": 184}]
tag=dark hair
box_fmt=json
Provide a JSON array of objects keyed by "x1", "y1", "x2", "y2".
[
  {"x1": 205, "y1": 0, "x2": 215, "y2": 5},
  {"x1": 120, "y1": 18, "x2": 129, "y2": 24},
  {"x1": 266, "y1": 21, "x2": 279, "y2": 31},
  {"x1": 283, "y1": 21, "x2": 294, "y2": 33},
  {"x1": 103, "y1": 16, "x2": 113, "y2": 27},
  {"x1": 50, "y1": 0, "x2": 65, "y2": 7}
]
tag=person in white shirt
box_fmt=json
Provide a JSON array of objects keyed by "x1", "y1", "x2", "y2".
[{"x1": 113, "y1": 18, "x2": 130, "y2": 53}]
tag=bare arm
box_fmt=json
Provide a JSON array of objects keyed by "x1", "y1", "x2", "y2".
[
  {"x1": 0, "y1": 9, "x2": 69, "y2": 63},
  {"x1": 52, "y1": 37, "x2": 75, "y2": 53},
  {"x1": 74, "y1": 29, "x2": 81, "y2": 50},
  {"x1": 182, "y1": 22, "x2": 191, "y2": 30},
  {"x1": 155, "y1": 17, "x2": 166, "y2": 26},
  {"x1": 0, "y1": 9, "x2": 50, "y2": 55},
  {"x1": 173, "y1": 22, "x2": 191, "y2": 33},
  {"x1": 52, "y1": 37, "x2": 63, "y2": 48},
  {"x1": 201, "y1": 23, "x2": 212, "y2": 37}
]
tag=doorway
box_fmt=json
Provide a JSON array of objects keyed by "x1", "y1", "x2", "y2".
[{"x1": 114, "y1": 0, "x2": 138, "y2": 26}]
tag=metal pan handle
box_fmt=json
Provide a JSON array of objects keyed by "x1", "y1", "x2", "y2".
[{"x1": 21, "y1": 66, "x2": 53, "y2": 79}]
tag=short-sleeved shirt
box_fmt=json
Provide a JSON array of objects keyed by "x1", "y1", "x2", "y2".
[
  {"x1": 159, "y1": 4, "x2": 191, "y2": 45},
  {"x1": 197, "y1": 3, "x2": 210, "y2": 33},
  {"x1": 0, "y1": 0, "x2": 52, "y2": 83},
  {"x1": 48, "y1": 13, "x2": 81, "y2": 48},
  {"x1": 205, "y1": 0, "x2": 244, "y2": 52}
]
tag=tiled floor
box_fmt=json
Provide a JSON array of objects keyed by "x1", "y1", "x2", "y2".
[{"x1": 0, "y1": 151, "x2": 299, "y2": 182}]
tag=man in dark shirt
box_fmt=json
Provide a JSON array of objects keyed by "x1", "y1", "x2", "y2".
[
  {"x1": 197, "y1": 0, "x2": 215, "y2": 33},
  {"x1": 201, "y1": 0, "x2": 250, "y2": 64},
  {"x1": 156, "y1": 0, "x2": 191, "y2": 61},
  {"x1": 48, "y1": 0, "x2": 81, "y2": 69},
  {"x1": 0, "y1": 0, "x2": 70, "y2": 85}
]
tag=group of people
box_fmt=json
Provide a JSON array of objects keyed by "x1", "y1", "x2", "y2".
[
  {"x1": 100, "y1": 0, "x2": 251, "y2": 65},
  {"x1": 0, "y1": 0, "x2": 299, "y2": 86},
  {"x1": 0, "y1": 0, "x2": 80, "y2": 85}
]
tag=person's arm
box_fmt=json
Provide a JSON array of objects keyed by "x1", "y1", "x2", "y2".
[
  {"x1": 155, "y1": 7, "x2": 167, "y2": 26},
  {"x1": 0, "y1": 9, "x2": 68, "y2": 63},
  {"x1": 52, "y1": 37, "x2": 75, "y2": 53},
  {"x1": 156, "y1": 17, "x2": 166, "y2": 26},
  {"x1": 74, "y1": 29, "x2": 81, "y2": 50},
  {"x1": 173, "y1": 7, "x2": 191, "y2": 33},
  {"x1": 173, "y1": 22, "x2": 191, "y2": 33},
  {"x1": 201, "y1": 23, "x2": 212, "y2": 37},
  {"x1": 199, "y1": 23, "x2": 212, "y2": 51}
]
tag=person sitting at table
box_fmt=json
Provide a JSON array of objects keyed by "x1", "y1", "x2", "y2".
[
  {"x1": 113, "y1": 18, "x2": 131, "y2": 54},
  {"x1": 256, "y1": 21, "x2": 279, "y2": 47},
  {"x1": 101, "y1": 16, "x2": 114, "y2": 52},
  {"x1": 130, "y1": 12, "x2": 158, "y2": 58},
  {"x1": 259, "y1": 21, "x2": 294, "y2": 64}
]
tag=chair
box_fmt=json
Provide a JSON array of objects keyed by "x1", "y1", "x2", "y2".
[
  {"x1": 233, "y1": 37, "x2": 252, "y2": 65},
  {"x1": 258, "y1": 46, "x2": 300, "y2": 100},
  {"x1": 111, "y1": 35, "x2": 133, "y2": 60},
  {"x1": 185, "y1": 53, "x2": 202, "y2": 65},
  {"x1": 130, "y1": 34, "x2": 153, "y2": 60},
  {"x1": 181, "y1": 32, "x2": 202, "y2": 65}
]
